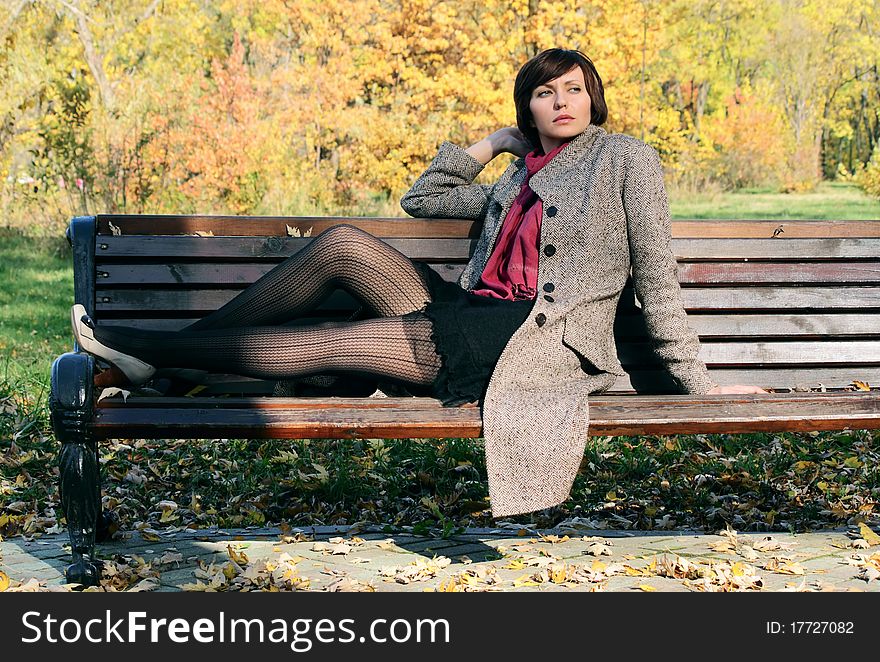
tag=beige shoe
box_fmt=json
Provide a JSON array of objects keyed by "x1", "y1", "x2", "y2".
[{"x1": 70, "y1": 304, "x2": 156, "y2": 385}]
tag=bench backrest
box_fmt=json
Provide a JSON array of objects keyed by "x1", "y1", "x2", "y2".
[{"x1": 69, "y1": 215, "x2": 880, "y2": 394}]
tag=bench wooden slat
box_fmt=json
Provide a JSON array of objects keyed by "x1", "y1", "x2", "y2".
[
  {"x1": 93, "y1": 286, "x2": 880, "y2": 314},
  {"x1": 96, "y1": 215, "x2": 880, "y2": 239},
  {"x1": 611, "y1": 368, "x2": 880, "y2": 391},
  {"x1": 97, "y1": 391, "x2": 875, "y2": 409},
  {"x1": 90, "y1": 392, "x2": 880, "y2": 439},
  {"x1": 677, "y1": 262, "x2": 880, "y2": 284},
  {"x1": 98, "y1": 313, "x2": 880, "y2": 338},
  {"x1": 96, "y1": 261, "x2": 880, "y2": 286},
  {"x1": 127, "y1": 366, "x2": 877, "y2": 397},
  {"x1": 96, "y1": 236, "x2": 476, "y2": 261},
  {"x1": 97, "y1": 263, "x2": 465, "y2": 286},
  {"x1": 620, "y1": 340, "x2": 880, "y2": 365},
  {"x1": 95, "y1": 236, "x2": 880, "y2": 260},
  {"x1": 97, "y1": 216, "x2": 479, "y2": 238}
]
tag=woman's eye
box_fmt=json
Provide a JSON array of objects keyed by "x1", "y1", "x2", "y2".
[{"x1": 537, "y1": 87, "x2": 581, "y2": 97}]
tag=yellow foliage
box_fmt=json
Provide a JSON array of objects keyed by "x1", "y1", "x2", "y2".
[{"x1": 0, "y1": 0, "x2": 878, "y2": 227}]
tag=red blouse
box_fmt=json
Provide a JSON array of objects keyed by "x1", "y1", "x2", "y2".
[{"x1": 471, "y1": 139, "x2": 572, "y2": 300}]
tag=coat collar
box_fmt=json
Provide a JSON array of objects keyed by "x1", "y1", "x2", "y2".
[{"x1": 507, "y1": 123, "x2": 607, "y2": 202}]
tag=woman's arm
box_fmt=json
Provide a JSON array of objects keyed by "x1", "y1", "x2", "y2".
[
  {"x1": 623, "y1": 142, "x2": 766, "y2": 395},
  {"x1": 623, "y1": 142, "x2": 717, "y2": 394},
  {"x1": 400, "y1": 129, "x2": 529, "y2": 220}
]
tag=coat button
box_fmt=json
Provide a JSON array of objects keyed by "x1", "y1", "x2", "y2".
[
  {"x1": 535, "y1": 313, "x2": 547, "y2": 327},
  {"x1": 543, "y1": 282, "x2": 555, "y2": 293},
  {"x1": 546, "y1": 206, "x2": 558, "y2": 217},
  {"x1": 543, "y1": 244, "x2": 556, "y2": 257},
  {"x1": 543, "y1": 295, "x2": 554, "y2": 303}
]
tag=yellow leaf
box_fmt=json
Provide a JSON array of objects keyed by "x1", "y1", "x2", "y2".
[
  {"x1": 851, "y1": 380, "x2": 870, "y2": 391},
  {"x1": 591, "y1": 559, "x2": 607, "y2": 572},
  {"x1": 858, "y1": 523, "x2": 880, "y2": 546},
  {"x1": 731, "y1": 562, "x2": 750, "y2": 576},
  {"x1": 0, "y1": 571, "x2": 9, "y2": 592},
  {"x1": 550, "y1": 566, "x2": 568, "y2": 584},
  {"x1": 637, "y1": 584, "x2": 657, "y2": 592},
  {"x1": 843, "y1": 457, "x2": 862, "y2": 469},
  {"x1": 605, "y1": 490, "x2": 617, "y2": 501},
  {"x1": 512, "y1": 575, "x2": 540, "y2": 588},
  {"x1": 227, "y1": 545, "x2": 250, "y2": 565}
]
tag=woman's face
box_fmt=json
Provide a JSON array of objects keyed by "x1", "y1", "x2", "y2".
[{"x1": 528, "y1": 65, "x2": 592, "y2": 154}]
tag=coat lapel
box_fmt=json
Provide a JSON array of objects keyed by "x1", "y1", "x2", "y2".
[
  {"x1": 528, "y1": 123, "x2": 606, "y2": 200},
  {"x1": 472, "y1": 123, "x2": 607, "y2": 289}
]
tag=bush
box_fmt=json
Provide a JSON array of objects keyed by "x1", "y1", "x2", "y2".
[
  {"x1": 855, "y1": 143, "x2": 880, "y2": 200},
  {"x1": 701, "y1": 90, "x2": 789, "y2": 191}
]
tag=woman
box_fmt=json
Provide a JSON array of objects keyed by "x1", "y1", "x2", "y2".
[{"x1": 72, "y1": 48, "x2": 764, "y2": 518}]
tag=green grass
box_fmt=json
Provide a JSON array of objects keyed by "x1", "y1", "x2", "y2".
[
  {"x1": 668, "y1": 181, "x2": 880, "y2": 220},
  {"x1": 1, "y1": 187, "x2": 878, "y2": 540},
  {"x1": 0, "y1": 231, "x2": 73, "y2": 386}
]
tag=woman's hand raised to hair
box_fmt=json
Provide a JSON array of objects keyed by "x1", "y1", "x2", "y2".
[
  {"x1": 492, "y1": 127, "x2": 533, "y2": 158},
  {"x1": 466, "y1": 127, "x2": 533, "y2": 165},
  {"x1": 706, "y1": 384, "x2": 769, "y2": 394}
]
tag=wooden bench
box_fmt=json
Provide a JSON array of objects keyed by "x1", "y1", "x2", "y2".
[{"x1": 50, "y1": 214, "x2": 880, "y2": 585}]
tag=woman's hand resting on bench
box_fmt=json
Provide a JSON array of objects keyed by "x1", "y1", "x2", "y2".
[{"x1": 706, "y1": 384, "x2": 769, "y2": 394}]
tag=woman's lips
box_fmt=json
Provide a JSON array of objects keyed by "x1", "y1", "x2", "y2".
[{"x1": 553, "y1": 116, "x2": 574, "y2": 123}]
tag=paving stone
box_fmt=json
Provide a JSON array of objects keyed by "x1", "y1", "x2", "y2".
[{"x1": 157, "y1": 566, "x2": 200, "y2": 589}]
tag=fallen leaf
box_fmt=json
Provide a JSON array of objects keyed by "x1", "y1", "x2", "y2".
[
  {"x1": 129, "y1": 578, "x2": 159, "y2": 592},
  {"x1": 512, "y1": 575, "x2": 540, "y2": 588},
  {"x1": 765, "y1": 558, "x2": 805, "y2": 575},
  {"x1": 709, "y1": 541, "x2": 736, "y2": 554},
  {"x1": 227, "y1": 545, "x2": 249, "y2": 565},
  {"x1": 858, "y1": 523, "x2": 880, "y2": 546},
  {"x1": 155, "y1": 552, "x2": 183, "y2": 566},
  {"x1": 584, "y1": 542, "x2": 613, "y2": 557}
]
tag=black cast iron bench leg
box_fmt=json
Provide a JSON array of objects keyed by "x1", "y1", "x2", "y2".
[{"x1": 50, "y1": 351, "x2": 102, "y2": 587}]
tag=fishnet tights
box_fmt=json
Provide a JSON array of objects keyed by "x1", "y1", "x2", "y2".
[{"x1": 92, "y1": 225, "x2": 443, "y2": 387}]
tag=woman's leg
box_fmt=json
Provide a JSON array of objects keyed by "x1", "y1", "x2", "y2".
[
  {"x1": 185, "y1": 224, "x2": 432, "y2": 331},
  {"x1": 90, "y1": 312, "x2": 441, "y2": 388}
]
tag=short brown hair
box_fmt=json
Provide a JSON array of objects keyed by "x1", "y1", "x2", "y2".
[{"x1": 514, "y1": 48, "x2": 608, "y2": 149}]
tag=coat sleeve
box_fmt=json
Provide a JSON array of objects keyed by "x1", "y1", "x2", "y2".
[
  {"x1": 623, "y1": 142, "x2": 717, "y2": 395},
  {"x1": 400, "y1": 141, "x2": 493, "y2": 220}
]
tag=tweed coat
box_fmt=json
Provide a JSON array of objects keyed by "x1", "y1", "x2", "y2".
[{"x1": 400, "y1": 123, "x2": 717, "y2": 517}]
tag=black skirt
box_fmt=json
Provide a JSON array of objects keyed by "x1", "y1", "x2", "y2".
[{"x1": 413, "y1": 262, "x2": 534, "y2": 408}]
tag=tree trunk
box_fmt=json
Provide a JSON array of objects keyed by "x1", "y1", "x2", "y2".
[{"x1": 71, "y1": 5, "x2": 116, "y2": 112}]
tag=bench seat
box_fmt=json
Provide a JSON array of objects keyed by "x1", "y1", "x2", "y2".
[{"x1": 94, "y1": 392, "x2": 880, "y2": 439}]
